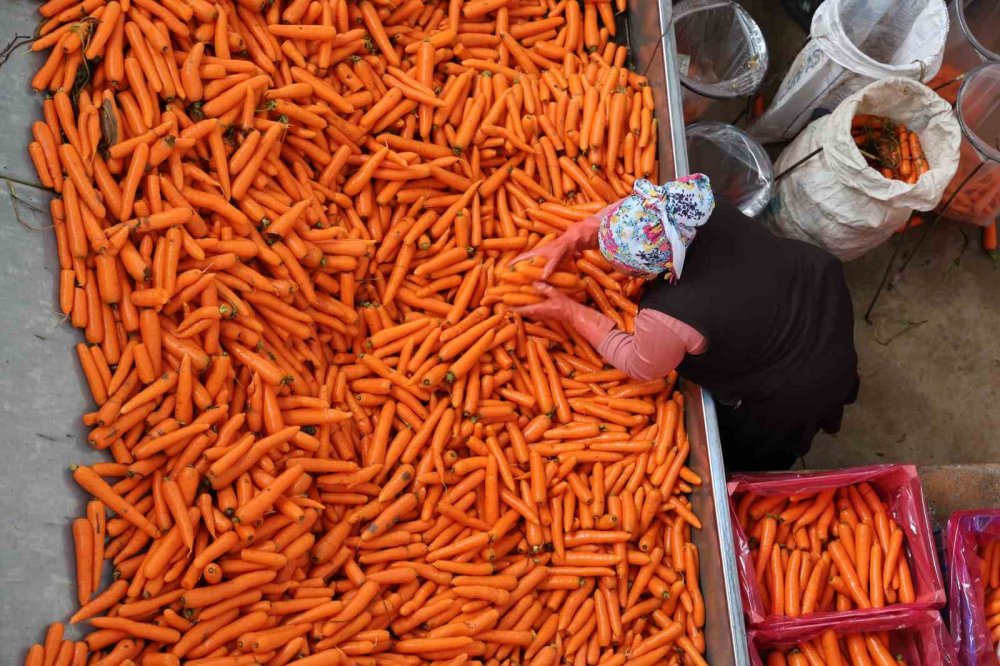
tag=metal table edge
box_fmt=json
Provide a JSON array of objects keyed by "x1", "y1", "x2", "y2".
[
  {"x1": 699, "y1": 387, "x2": 750, "y2": 664},
  {"x1": 627, "y1": 2, "x2": 749, "y2": 663},
  {"x1": 658, "y1": 0, "x2": 690, "y2": 179}
]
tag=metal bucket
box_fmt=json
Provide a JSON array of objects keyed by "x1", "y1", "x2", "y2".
[
  {"x1": 672, "y1": 0, "x2": 769, "y2": 123},
  {"x1": 941, "y1": 62, "x2": 1000, "y2": 226},
  {"x1": 626, "y1": 4, "x2": 751, "y2": 663},
  {"x1": 932, "y1": 0, "x2": 1000, "y2": 104},
  {"x1": 686, "y1": 121, "x2": 774, "y2": 218}
]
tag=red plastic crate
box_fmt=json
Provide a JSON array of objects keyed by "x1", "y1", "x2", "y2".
[
  {"x1": 728, "y1": 465, "x2": 945, "y2": 628},
  {"x1": 946, "y1": 510, "x2": 1000, "y2": 666},
  {"x1": 749, "y1": 609, "x2": 958, "y2": 666}
]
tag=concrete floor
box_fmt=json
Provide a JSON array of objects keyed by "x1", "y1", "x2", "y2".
[{"x1": 809, "y1": 221, "x2": 1000, "y2": 468}]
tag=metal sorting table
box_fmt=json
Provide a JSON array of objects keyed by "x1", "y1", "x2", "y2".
[
  {"x1": 628, "y1": 3, "x2": 750, "y2": 664},
  {"x1": 0, "y1": 1, "x2": 749, "y2": 663}
]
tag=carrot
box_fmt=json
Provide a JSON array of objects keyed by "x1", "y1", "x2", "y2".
[
  {"x1": 70, "y1": 580, "x2": 128, "y2": 625},
  {"x1": 856, "y1": 522, "x2": 873, "y2": 595},
  {"x1": 234, "y1": 464, "x2": 305, "y2": 525},
  {"x1": 71, "y1": 518, "x2": 94, "y2": 605},
  {"x1": 768, "y1": 544, "x2": 785, "y2": 617},
  {"x1": 359, "y1": 1, "x2": 400, "y2": 67},
  {"x1": 767, "y1": 630, "x2": 916, "y2": 666},
  {"x1": 72, "y1": 466, "x2": 161, "y2": 539},
  {"x1": 830, "y1": 540, "x2": 872, "y2": 609},
  {"x1": 882, "y1": 528, "x2": 904, "y2": 586},
  {"x1": 984, "y1": 221, "x2": 998, "y2": 252},
  {"x1": 816, "y1": 629, "x2": 846, "y2": 666},
  {"x1": 897, "y1": 558, "x2": 916, "y2": 603},
  {"x1": 89, "y1": 617, "x2": 180, "y2": 643},
  {"x1": 344, "y1": 146, "x2": 390, "y2": 196},
  {"x1": 794, "y1": 489, "x2": 836, "y2": 530},
  {"x1": 853, "y1": 115, "x2": 931, "y2": 182},
  {"x1": 801, "y1": 554, "x2": 829, "y2": 615},
  {"x1": 741, "y1": 479, "x2": 919, "y2": 619},
  {"x1": 755, "y1": 516, "x2": 778, "y2": 583},
  {"x1": 784, "y1": 549, "x2": 802, "y2": 618},
  {"x1": 160, "y1": 478, "x2": 194, "y2": 550},
  {"x1": 58, "y1": 144, "x2": 105, "y2": 218},
  {"x1": 897, "y1": 126, "x2": 913, "y2": 179},
  {"x1": 464, "y1": 0, "x2": 512, "y2": 19}
]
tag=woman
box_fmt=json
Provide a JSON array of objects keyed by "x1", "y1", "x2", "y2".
[{"x1": 516, "y1": 175, "x2": 859, "y2": 471}]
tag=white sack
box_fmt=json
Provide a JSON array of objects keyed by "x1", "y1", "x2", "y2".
[
  {"x1": 765, "y1": 78, "x2": 961, "y2": 261},
  {"x1": 750, "y1": 0, "x2": 948, "y2": 143}
]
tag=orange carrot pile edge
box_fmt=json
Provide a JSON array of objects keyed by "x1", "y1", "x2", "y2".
[
  {"x1": 736, "y1": 482, "x2": 916, "y2": 620},
  {"x1": 20, "y1": 0, "x2": 712, "y2": 664}
]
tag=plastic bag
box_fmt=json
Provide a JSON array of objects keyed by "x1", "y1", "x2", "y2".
[
  {"x1": 673, "y1": 0, "x2": 768, "y2": 123},
  {"x1": 938, "y1": 63, "x2": 1000, "y2": 227},
  {"x1": 728, "y1": 464, "x2": 946, "y2": 628},
  {"x1": 749, "y1": 609, "x2": 959, "y2": 666},
  {"x1": 750, "y1": 0, "x2": 948, "y2": 143},
  {"x1": 685, "y1": 122, "x2": 773, "y2": 218},
  {"x1": 765, "y1": 77, "x2": 961, "y2": 261},
  {"x1": 946, "y1": 510, "x2": 1000, "y2": 666}
]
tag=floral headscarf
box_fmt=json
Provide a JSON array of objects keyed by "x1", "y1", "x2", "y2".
[{"x1": 597, "y1": 174, "x2": 715, "y2": 281}]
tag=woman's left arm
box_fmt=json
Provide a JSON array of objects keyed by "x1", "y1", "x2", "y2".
[
  {"x1": 517, "y1": 286, "x2": 695, "y2": 382},
  {"x1": 596, "y1": 310, "x2": 689, "y2": 381}
]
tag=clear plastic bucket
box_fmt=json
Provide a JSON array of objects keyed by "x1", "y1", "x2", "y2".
[
  {"x1": 685, "y1": 121, "x2": 774, "y2": 218},
  {"x1": 930, "y1": 0, "x2": 1000, "y2": 104},
  {"x1": 941, "y1": 62, "x2": 1000, "y2": 226},
  {"x1": 672, "y1": 0, "x2": 769, "y2": 123}
]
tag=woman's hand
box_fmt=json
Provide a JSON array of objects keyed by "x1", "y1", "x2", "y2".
[
  {"x1": 511, "y1": 239, "x2": 571, "y2": 279},
  {"x1": 516, "y1": 282, "x2": 617, "y2": 348},
  {"x1": 512, "y1": 213, "x2": 603, "y2": 277},
  {"x1": 514, "y1": 282, "x2": 576, "y2": 321}
]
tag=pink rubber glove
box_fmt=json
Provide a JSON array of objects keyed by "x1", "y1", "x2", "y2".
[
  {"x1": 515, "y1": 282, "x2": 615, "y2": 347},
  {"x1": 512, "y1": 215, "x2": 602, "y2": 278}
]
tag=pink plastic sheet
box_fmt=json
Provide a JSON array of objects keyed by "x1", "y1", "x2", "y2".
[
  {"x1": 946, "y1": 510, "x2": 1000, "y2": 666},
  {"x1": 749, "y1": 609, "x2": 958, "y2": 666},
  {"x1": 728, "y1": 465, "x2": 946, "y2": 628}
]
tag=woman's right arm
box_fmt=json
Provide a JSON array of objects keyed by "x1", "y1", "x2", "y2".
[{"x1": 514, "y1": 210, "x2": 607, "y2": 276}]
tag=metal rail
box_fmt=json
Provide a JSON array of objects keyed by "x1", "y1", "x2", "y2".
[{"x1": 626, "y1": 2, "x2": 750, "y2": 663}]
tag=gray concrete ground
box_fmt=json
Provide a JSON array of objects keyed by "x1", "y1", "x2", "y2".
[{"x1": 810, "y1": 221, "x2": 1000, "y2": 468}]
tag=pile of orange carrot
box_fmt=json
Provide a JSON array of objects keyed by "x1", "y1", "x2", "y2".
[
  {"x1": 759, "y1": 629, "x2": 907, "y2": 666},
  {"x1": 851, "y1": 115, "x2": 928, "y2": 184},
  {"x1": 734, "y1": 483, "x2": 916, "y2": 619},
  {"x1": 20, "y1": 0, "x2": 711, "y2": 664},
  {"x1": 978, "y1": 541, "x2": 1000, "y2": 652}
]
